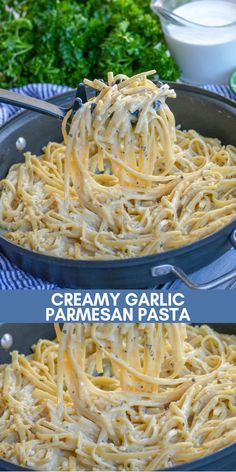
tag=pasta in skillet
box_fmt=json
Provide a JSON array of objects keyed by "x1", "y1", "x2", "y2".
[
  {"x1": 0, "y1": 71, "x2": 236, "y2": 259},
  {"x1": 0, "y1": 323, "x2": 236, "y2": 470}
]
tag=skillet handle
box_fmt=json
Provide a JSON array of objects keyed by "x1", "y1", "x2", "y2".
[
  {"x1": 0, "y1": 88, "x2": 67, "y2": 120},
  {"x1": 151, "y1": 229, "x2": 236, "y2": 290}
]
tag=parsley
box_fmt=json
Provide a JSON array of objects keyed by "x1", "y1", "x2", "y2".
[{"x1": 0, "y1": 0, "x2": 179, "y2": 88}]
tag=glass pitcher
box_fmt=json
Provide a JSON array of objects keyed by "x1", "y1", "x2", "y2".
[{"x1": 151, "y1": 0, "x2": 236, "y2": 84}]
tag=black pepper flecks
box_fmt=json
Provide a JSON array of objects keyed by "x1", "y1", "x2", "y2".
[
  {"x1": 129, "y1": 109, "x2": 139, "y2": 123},
  {"x1": 90, "y1": 103, "x2": 97, "y2": 113},
  {"x1": 153, "y1": 100, "x2": 161, "y2": 111}
]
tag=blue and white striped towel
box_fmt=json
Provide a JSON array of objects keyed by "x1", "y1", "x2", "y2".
[{"x1": 0, "y1": 83, "x2": 235, "y2": 289}]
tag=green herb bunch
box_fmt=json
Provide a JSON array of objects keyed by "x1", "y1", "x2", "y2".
[{"x1": 0, "y1": 0, "x2": 179, "y2": 88}]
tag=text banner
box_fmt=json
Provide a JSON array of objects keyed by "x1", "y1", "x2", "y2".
[{"x1": 0, "y1": 289, "x2": 235, "y2": 323}]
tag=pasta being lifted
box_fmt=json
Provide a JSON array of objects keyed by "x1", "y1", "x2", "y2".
[
  {"x1": 0, "y1": 71, "x2": 236, "y2": 258},
  {"x1": 0, "y1": 323, "x2": 236, "y2": 470}
]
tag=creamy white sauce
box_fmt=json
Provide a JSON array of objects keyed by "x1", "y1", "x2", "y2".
[
  {"x1": 158, "y1": 0, "x2": 236, "y2": 84},
  {"x1": 174, "y1": 0, "x2": 236, "y2": 27}
]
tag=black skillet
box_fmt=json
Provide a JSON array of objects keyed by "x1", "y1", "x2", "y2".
[
  {"x1": 0, "y1": 323, "x2": 235, "y2": 471},
  {"x1": 0, "y1": 84, "x2": 236, "y2": 289}
]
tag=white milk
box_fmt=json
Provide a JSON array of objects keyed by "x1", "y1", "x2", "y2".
[{"x1": 164, "y1": 0, "x2": 236, "y2": 84}]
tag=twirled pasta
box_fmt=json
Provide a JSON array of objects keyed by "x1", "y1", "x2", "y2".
[
  {"x1": 0, "y1": 71, "x2": 236, "y2": 258},
  {"x1": 0, "y1": 323, "x2": 236, "y2": 470}
]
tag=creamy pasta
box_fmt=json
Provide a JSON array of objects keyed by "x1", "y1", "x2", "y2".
[
  {"x1": 0, "y1": 71, "x2": 236, "y2": 259},
  {"x1": 0, "y1": 323, "x2": 236, "y2": 470}
]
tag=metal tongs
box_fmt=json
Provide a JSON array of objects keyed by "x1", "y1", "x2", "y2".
[{"x1": 0, "y1": 83, "x2": 97, "y2": 121}]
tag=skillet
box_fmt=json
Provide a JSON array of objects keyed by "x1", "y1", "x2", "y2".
[{"x1": 0, "y1": 84, "x2": 236, "y2": 288}]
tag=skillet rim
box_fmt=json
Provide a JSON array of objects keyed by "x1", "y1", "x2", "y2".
[
  {"x1": 1, "y1": 440, "x2": 236, "y2": 471},
  {"x1": 0, "y1": 83, "x2": 235, "y2": 268}
]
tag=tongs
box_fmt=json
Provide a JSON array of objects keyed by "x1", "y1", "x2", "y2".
[
  {"x1": 0, "y1": 83, "x2": 96, "y2": 121},
  {"x1": 0, "y1": 78, "x2": 164, "y2": 122}
]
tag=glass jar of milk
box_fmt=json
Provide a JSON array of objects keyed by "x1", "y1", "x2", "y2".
[{"x1": 151, "y1": 0, "x2": 236, "y2": 84}]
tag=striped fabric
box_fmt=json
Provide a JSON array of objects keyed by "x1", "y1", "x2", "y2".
[
  {"x1": 0, "y1": 84, "x2": 71, "y2": 126},
  {"x1": 202, "y1": 83, "x2": 236, "y2": 101},
  {"x1": 0, "y1": 83, "x2": 235, "y2": 290}
]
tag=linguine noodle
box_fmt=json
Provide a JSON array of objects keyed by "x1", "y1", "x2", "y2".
[
  {"x1": 0, "y1": 323, "x2": 236, "y2": 470},
  {"x1": 0, "y1": 71, "x2": 236, "y2": 258}
]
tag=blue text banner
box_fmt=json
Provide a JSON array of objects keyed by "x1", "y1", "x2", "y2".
[{"x1": 0, "y1": 289, "x2": 235, "y2": 323}]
